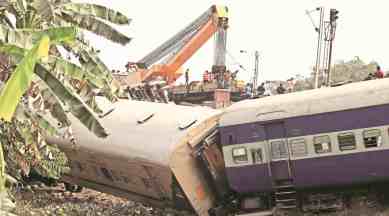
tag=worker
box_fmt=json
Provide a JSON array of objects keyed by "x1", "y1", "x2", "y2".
[
  {"x1": 257, "y1": 83, "x2": 265, "y2": 95},
  {"x1": 286, "y1": 78, "x2": 296, "y2": 93},
  {"x1": 224, "y1": 70, "x2": 231, "y2": 88},
  {"x1": 276, "y1": 83, "x2": 286, "y2": 94},
  {"x1": 156, "y1": 84, "x2": 168, "y2": 103},
  {"x1": 231, "y1": 70, "x2": 238, "y2": 80},
  {"x1": 245, "y1": 83, "x2": 252, "y2": 95},
  {"x1": 264, "y1": 82, "x2": 272, "y2": 96},
  {"x1": 203, "y1": 70, "x2": 210, "y2": 83},
  {"x1": 185, "y1": 69, "x2": 190, "y2": 86},
  {"x1": 375, "y1": 65, "x2": 384, "y2": 78}
]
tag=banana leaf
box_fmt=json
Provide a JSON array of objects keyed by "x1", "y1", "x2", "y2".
[
  {"x1": 0, "y1": 14, "x2": 14, "y2": 28},
  {"x1": 31, "y1": 112, "x2": 59, "y2": 137},
  {"x1": 0, "y1": 139, "x2": 4, "y2": 192},
  {"x1": 47, "y1": 56, "x2": 104, "y2": 88},
  {"x1": 65, "y1": 43, "x2": 118, "y2": 97},
  {"x1": 40, "y1": 87, "x2": 71, "y2": 127},
  {"x1": 34, "y1": 64, "x2": 108, "y2": 137},
  {"x1": 0, "y1": 25, "x2": 77, "y2": 49},
  {"x1": 0, "y1": 43, "x2": 106, "y2": 89},
  {"x1": 0, "y1": 42, "x2": 26, "y2": 57},
  {"x1": 0, "y1": 42, "x2": 110, "y2": 135},
  {"x1": 60, "y1": 11, "x2": 131, "y2": 45},
  {"x1": 0, "y1": 35, "x2": 50, "y2": 121},
  {"x1": 61, "y1": 3, "x2": 131, "y2": 25},
  {"x1": 32, "y1": 0, "x2": 54, "y2": 21}
]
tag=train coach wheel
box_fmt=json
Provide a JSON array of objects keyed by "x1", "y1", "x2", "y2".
[{"x1": 64, "y1": 182, "x2": 83, "y2": 193}]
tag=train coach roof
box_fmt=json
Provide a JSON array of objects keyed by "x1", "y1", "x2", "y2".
[
  {"x1": 57, "y1": 98, "x2": 221, "y2": 166},
  {"x1": 220, "y1": 78, "x2": 389, "y2": 127}
]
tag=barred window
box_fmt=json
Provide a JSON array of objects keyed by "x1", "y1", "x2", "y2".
[
  {"x1": 251, "y1": 148, "x2": 263, "y2": 163},
  {"x1": 338, "y1": 132, "x2": 356, "y2": 151},
  {"x1": 363, "y1": 129, "x2": 382, "y2": 148},
  {"x1": 314, "y1": 135, "x2": 332, "y2": 154},
  {"x1": 290, "y1": 138, "x2": 307, "y2": 157},
  {"x1": 271, "y1": 140, "x2": 288, "y2": 159},
  {"x1": 232, "y1": 147, "x2": 248, "y2": 164}
]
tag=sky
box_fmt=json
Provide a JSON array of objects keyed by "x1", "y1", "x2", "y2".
[{"x1": 81, "y1": 0, "x2": 389, "y2": 84}]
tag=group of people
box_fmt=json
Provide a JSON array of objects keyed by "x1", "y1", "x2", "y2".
[{"x1": 254, "y1": 81, "x2": 288, "y2": 97}]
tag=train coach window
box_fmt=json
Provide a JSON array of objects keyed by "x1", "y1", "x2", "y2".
[
  {"x1": 251, "y1": 148, "x2": 263, "y2": 163},
  {"x1": 271, "y1": 140, "x2": 288, "y2": 159},
  {"x1": 232, "y1": 147, "x2": 249, "y2": 164},
  {"x1": 290, "y1": 138, "x2": 307, "y2": 157},
  {"x1": 100, "y1": 167, "x2": 114, "y2": 181},
  {"x1": 338, "y1": 132, "x2": 357, "y2": 151},
  {"x1": 363, "y1": 129, "x2": 382, "y2": 148},
  {"x1": 314, "y1": 135, "x2": 332, "y2": 154}
]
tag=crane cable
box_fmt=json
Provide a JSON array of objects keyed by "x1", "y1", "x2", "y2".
[{"x1": 226, "y1": 50, "x2": 248, "y2": 72}]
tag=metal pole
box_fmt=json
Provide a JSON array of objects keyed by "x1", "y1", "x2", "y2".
[
  {"x1": 326, "y1": 9, "x2": 338, "y2": 86},
  {"x1": 253, "y1": 51, "x2": 259, "y2": 97},
  {"x1": 314, "y1": 7, "x2": 324, "y2": 88},
  {"x1": 326, "y1": 28, "x2": 334, "y2": 86}
]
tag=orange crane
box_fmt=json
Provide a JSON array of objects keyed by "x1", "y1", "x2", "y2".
[{"x1": 126, "y1": 5, "x2": 229, "y2": 86}]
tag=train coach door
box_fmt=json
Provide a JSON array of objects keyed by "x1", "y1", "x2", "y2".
[{"x1": 264, "y1": 122, "x2": 292, "y2": 181}]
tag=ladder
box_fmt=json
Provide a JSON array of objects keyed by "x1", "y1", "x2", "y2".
[{"x1": 274, "y1": 179, "x2": 297, "y2": 209}]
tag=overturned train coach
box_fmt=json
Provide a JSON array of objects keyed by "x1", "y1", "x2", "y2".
[
  {"x1": 49, "y1": 78, "x2": 389, "y2": 215},
  {"x1": 47, "y1": 99, "x2": 231, "y2": 216}
]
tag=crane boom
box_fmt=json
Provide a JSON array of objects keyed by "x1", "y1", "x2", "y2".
[{"x1": 127, "y1": 5, "x2": 228, "y2": 86}]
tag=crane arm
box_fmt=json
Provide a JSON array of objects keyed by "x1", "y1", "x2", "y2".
[{"x1": 127, "y1": 5, "x2": 228, "y2": 85}]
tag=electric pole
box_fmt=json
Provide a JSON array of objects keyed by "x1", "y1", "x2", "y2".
[
  {"x1": 307, "y1": 7, "x2": 339, "y2": 88},
  {"x1": 253, "y1": 51, "x2": 259, "y2": 97},
  {"x1": 314, "y1": 7, "x2": 324, "y2": 89},
  {"x1": 325, "y1": 9, "x2": 339, "y2": 86}
]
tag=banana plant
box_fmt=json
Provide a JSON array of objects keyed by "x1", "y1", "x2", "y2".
[
  {"x1": 0, "y1": 2, "x2": 132, "y2": 213},
  {"x1": 0, "y1": 32, "x2": 68, "y2": 215},
  {"x1": 0, "y1": 0, "x2": 132, "y2": 105},
  {"x1": 0, "y1": 26, "x2": 108, "y2": 137}
]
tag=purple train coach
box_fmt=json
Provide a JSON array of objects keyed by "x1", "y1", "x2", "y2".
[{"x1": 219, "y1": 78, "x2": 389, "y2": 213}]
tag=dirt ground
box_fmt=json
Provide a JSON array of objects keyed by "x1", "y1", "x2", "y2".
[
  {"x1": 12, "y1": 184, "x2": 194, "y2": 216},
  {"x1": 11, "y1": 184, "x2": 389, "y2": 216}
]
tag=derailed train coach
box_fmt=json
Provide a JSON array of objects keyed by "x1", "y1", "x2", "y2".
[
  {"x1": 219, "y1": 78, "x2": 389, "y2": 212},
  {"x1": 48, "y1": 78, "x2": 389, "y2": 215},
  {"x1": 47, "y1": 98, "x2": 230, "y2": 216}
]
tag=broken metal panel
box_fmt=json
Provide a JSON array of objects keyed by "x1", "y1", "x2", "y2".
[
  {"x1": 170, "y1": 115, "x2": 222, "y2": 216},
  {"x1": 170, "y1": 143, "x2": 215, "y2": 216}
]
